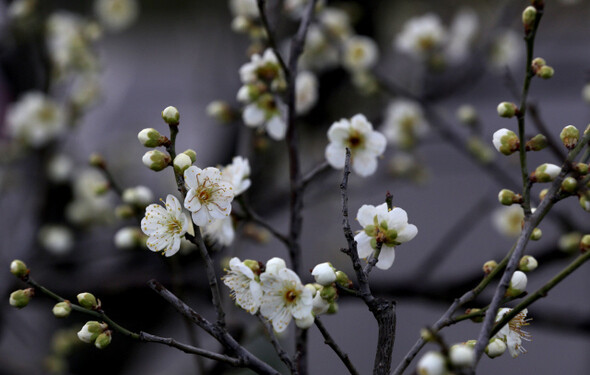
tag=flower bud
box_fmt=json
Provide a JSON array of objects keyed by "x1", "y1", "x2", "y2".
[
  {"x1": 519, "y1": 255, "x2": 538, "y2": 272},
  {"x1": 312, "y1": 290, "x2": 330, "y2": 315},
  {"x1": 456, "y1": 105, "x2": 478, "y2": 127},
  {"x1": 485, "y1": 337, "x2": 507, "y2": 358},
  {"x1": 559, "y1": 232, "x2": 582, "y2": 254},
  {"x1": 465, "y1": 308, "x2": 484, "y2": 323},
  {"x1": 10, "y1": 259, "x2": 28, "y2": 278},
  {"x1": 311, "y1": 262, "x2": 337, "y2": 286},
  {"x1": 173, "y1": 153, "x2": 192, "y2": 174},
  {"x1": 115, "y1": 204, "x2": 135, "y2": 219},
  {"x1": 449, "y1": 343, "x2": 475, "y2": 368},
  {"x1": 142, "y1": 150, "x2": 170, "y2": 171},
  {"x1": 114, "y1": 227, "x2": 141, "y2": 249},
  {"x1": 206, "y1": 101, "x2": 234, "y2": 123},
  {"x1": 532, "y1": 163, "x2": 561, "y2": 182},
  {"x1": 467, "y1": 137, "x2": 495, "y2": 164},
  {"x1": 579, "y1": 195, "x2": 590, "y2": 212},
  {"x1": 319, "y1": 285, "x2": 337, "y2": 302},
  {"x1": 295, "y1": 314, "x2": 315, "y2": 329},
  {"x1": 137, "y1": 128, "x2": 163, "y2": 148},
  {"x1": 525, "y1": 134, "x2": 547, "y2": 151},
  {"x1": 243, "y1": 259, "x2": 261, "y2": 275},
  {"x1": 52, "y1": 301, "x2": 72, "y2": 318},
  {"x1": 531, "y1": 57, "x2": 546, "y2": 69},
  {"x1": 182, "y1": 149, "x2": 197, "y2": 163},
  {"x1": 77, "y1": 321, "x2": 107, "y2": 343},
  {"x1": 530, "y1": 227, "x2": 542, "y2": 241},
  {"x1": 539, "y1": 188, "x2": 548, "y2": 201},
  {"x1": 560, "y1": 125, "x2": 579, "y2": 149},
  {"x1": 327, "y1": 301, "x2": 339, "y2": 314},
  {"x1": 492, "y1": 128, "x2": 519, "y2": 155},
  {"x1": 77, "y1": 292, "x2": 98, "y2": 309},
  {"x1": 537, "y1": 65, "x2": 554, "y2": 79},
  {"x1": 483, "y1": 260, "x2": 497, "y2": 274},
  {"x1": 95, "y1": 330, "x2": 112, "y2": 349},
  {"x1": 9, "y1": 288, "x2": 34, "y2": 309},
  {"x1": 561, "y1": 177, "x2": 578, "y2": 193},
  {"x1": 161, "y1": 106, "x2": 180, "y2": 125},
  {"x1": 335, "y1": 270, "x2": 352, "y2": 288},
  {"x1": 498, "y1": 189, "x2": 521, "y2": 205},
  {"x1": 574, "y1": 163, "x2": 588, "y2": 175},
  {"x1": 420, "y1": 328, "x2": 435, "y2": 342},
  {"x1": 580, "y1": 234, "x2": 590, "y2": 252},
  {"x1": 417, "y1": 351, "x2": 446, "y2": 375},
  {"x1": 506, "y1": 270, "x2": 527, "y2": 297},
  {"x1": 122, "y1": 186, "x2": 154, "y2": 207},
  {"x1": 522, "y1": 6, "x2": 537, "y2": 29},
  {"x1": 497, "y1": 102, "x2": 517, "y2": 118},
  {"x1": 265, "y1": 257, "x2": 287, "y2": 274}
]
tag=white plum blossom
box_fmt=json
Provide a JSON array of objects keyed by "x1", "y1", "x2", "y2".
[
  {"x1": 492, "y1": 205, "x2": 524, "y2": 238},
  {"x1": 416, "y1": 351, "x2": 446, "y2": 375},
  {"x1": 449, "y1": 343, "x2": 475, "y2": 367},
  {"x1": 325, "y1": 114, "x2": 386, "y2": 177},
  {"x1": 122, "y1": 185, "x2": 153, "y2": 207},
  {"x1": 239, "y1": 49, "x2": 283, "y2": 87},
  {"x1": 221, "y1": 156, "x2": 251, "y2": 196},
  {"x1": 66, "y1": 168, "x2": 113, "y2": 225},
  {"x1": 141, "y1": 194, "x2": 192, "y2": 257},
  {"x1": 260, "y1": 267, "x2": 313, "y2": 332},
  {"x1": 94, "y1": 0, "x2": 139, "y2": 32},
  {"x1": 202, "y1": 216, "x2": 235, "y2": 247},
  {"x1": 38, "y1": 225, "x2": 74, "y2": 255},
  {"x1": 6, "y1": 92, "x2": 66, "y2": 147},
  {"x1": 311, "y1": 262, "x2": 336, "y2": 286},
  {"x1": 445, "y1": 9, "x2": 479, "y2": 64},
  {"x1": 489, "y1": 30, "x2": 521, "y2": 71},
  {"x1": 114, "y1": 226, "x2": 141, "y2": 249},
  {"x1": 507, "y1": 270, "x2": 528, "y2": 296},
  {"x1": 382, "y1": 99, "x2": 428, "y2": 149},
  {"x1": 494, "y1": 308, "x2": 531, "y2": 358},
  {"x1": 295, "y1": 71, "x2": 318, "y2": 115},
  {"x1": 354, "y1": 203, "x2": 418, "y2": 270},
  {"x1": 395, "y1": 13, "x2": 448, "y2": 59},
  {"x1": 312, "y1": 290, "x2": 330, "y2": 315},
  {"x1": 299, "y1": 25, "x2": 340, "y2": 71},
  {"x1": 229, "y1": 0, "x2": 259, "y2": 18},
  {"x1": 223, "y1": 257, "x2": 263, "y2": 314},
  {"x1": 46, "y1": 154, "x2": 74, "y2": 183},
  {"x1": 265, "y1": 257, "x2": 287, "y2": 274},
  {"x1": 342, "y1": 35, "x2": 379, "y2": 72},
  {"x1": 184, "y1": 166, "x2": 234, "y2": 226}
]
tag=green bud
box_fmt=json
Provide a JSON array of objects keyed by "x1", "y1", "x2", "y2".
[
  {"x1": 522, "y1": 6, "x2": 537, "y2": 29},
  {"x1": 465, "y1": 308, "x2": 484, "y2": 323},
  {"x1": 327, "y1": 301, "x2": 338, "y2": 314},
  {"x1": 539, "y1": 188, "x2": 548, "y2": 201},
  {"x1": 115, "y1": 204, "x2": 136, "y2": 219},
  {"x1": 497, "y1": 102, "x2": 517, "y2": 118},
  {"x1": 142, "y1": 150, "x2": 171, "y2": 171},
  {"x1": 580, "y1": 235, "x2": 590, "y2": 252},
  {"x1": 420, "y1": 328, "x2": 435, "y2": 342},
  {"x1": 52, "y1": 301, "x2": 72, "y2": 318},
  {"x1": 95, "y1": 331, "x2": 112, "y2": 349},
  {"x1": 519, "y1": 255, "x2": 538, "y2": 272},
  {"x1": 530, "y1": 227, "x2": 542, "y2": 241},
  {"x1": 319, "y1": 285, "x2": 337, "y2": 302},
  {"x1": 77, "y1": 321, "x2": 107, "y2": 343},
  {"x1": 137, "y1": 128, "x2": 163, "y2": 148},
  {"x1": 467, "y1": 137, "x2": 495, "y2": 164},
  {"x1": 77, "y1": 292, "x2": 98, "y2": 309},
  {"x1": 456, "y1": 105, "x2": 478, "y2": 127},
  {"x1": 498, "y1": 189, "x2": 518, "y2": 205},
  {"x1": 531, "y1": 57, "x2": 546, "y2": 68},
  {"x1": 560, "y1": 125, "x2": 579, "y2": 149},
  {"x1": 580, "y1": 195, "x2": 590, "y2": 212},
  {"x1": 182, "y1": 149, "x2": 197, "y2": 163},
  {"x1": 533, "y1": 163, "x2": 561, "y2": 182},
  {"x1": 173, "y1": 153, "x2": 192, "y2": 174},
  {"x1": 574, "y1": 163, "x2": 588, "y2": 175},
  {"x1": 243, "y1": 259, "x2": 261, "y2": 275},
  {"x1": 88, "y1": 153, "x2": 105, "y2": 168},
  {"x1": 537, "y1": 65, "x2": 554, "y2": 79},
  {"x1": 561, "y1": 177, "x2": 578, "y2": 193},
  {"x1": 335, "y1": 270, "x2": 352, "y2": 288},
  {"x1": 559, "y1": 232, "x2": 582, "y2": 254},
  {"x1": 161, "y1": 106, "x2": 180, "y2": 125},
  {"x1": 525, "y1": 134, "x2": 547, "y2": 151},
  {"x1": 10, "y1": 259, "x2": 28, "y2": 278},
  {"x1": 9, "y1": 288, "x2": 33, "y2": 309},
  {"x1": 482, "y1": 260, "x2": 497, "y2": 274}
]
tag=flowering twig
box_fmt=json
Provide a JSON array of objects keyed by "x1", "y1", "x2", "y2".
[
  {"x1": 314, "y1": 317, "x2": 359, "y2": 375},
  {"x1": 257, "y1": 313, "x2": 298, "y2": 374}
]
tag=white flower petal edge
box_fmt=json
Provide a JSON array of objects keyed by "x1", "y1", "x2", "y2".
[
  {"x1": 184, "y1": 166, "x2": 234, "y2": 226},
  {"x1": 141, "y1": 194, "x2": 190, "y2": 257},
  {"x1": 222, "y1": 257, "x2": 262, "y2": 314}
]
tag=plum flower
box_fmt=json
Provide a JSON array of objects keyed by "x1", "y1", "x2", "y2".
[
  {"x1": 202, "y1": 216, "x2": 235, "y2": 247},
  {"x1": 141, "y1": 194, "x2": 192, "y2": 257},
  {"x1": 223, "y1": 257, "x2": 262, "y2": 314},
  {"x1": 354, "y1": 203, "x2": 417, "y2": 270},
  {"x1": 260, "y1": 267, "x2": 313, "y2": 332},
  {"x1": 221, "y1": 156, "x2": 251, "y2": 196},
  {"x1": 184, "y1": 166, "x2": 234, "y2": 226},
  {"x1": 325, "y1": 114, "x2": 386, "y2": 177},
  {"x1": 395, "y1": 13, "x2": 448, "y2": 60},
  {"x1": 494, "y1": 308, "x2": 531, "y2": 358}
]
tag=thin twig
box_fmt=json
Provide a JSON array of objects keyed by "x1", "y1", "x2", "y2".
[
  {"x1": 528, "y1": 103, "x2": 566, "y2": 161},
  {"x1": 314, "y1": 317, "x2": 360, "y2": 375},
  {"x1": 256, "y1": 0, "x2": 289, "y2": 78},
  {"x1": 257, "y1": 313, "x2": 298, "y2": 374},
  {"x1": 235, "y1": 196, "x2": 291, "y2": 247},
  {"x1": 301, "y1": 161, "x2": 331, "y2": 189}
]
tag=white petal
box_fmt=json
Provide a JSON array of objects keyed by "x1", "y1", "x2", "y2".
[
  {"x1": 396, "y1": 224, "x2": 418, "y2": 243},
  {"x1": 355, "y1": 232, "x2": 373, "y2": 259},
  {"x1": 357, "y1": 205, "x2": 377, "y2": 227},
  {"x1": 192, "y1": 209, "x2": 211, "y2": 226},
  {"x1": 243, "y1": 104, "x2": 265, "y2": 127},
  {"x1": 376, "y1": 247, "x2": 396, "y2": 270},
  {"x1": 265, "y1": 115, "x2": 286, "y2": 140},
  {"x1": 325, "y1": 143, "x2": 346, "y2": 169},
  {"x1": 352, "y1": 152, "x2": 378, "y2": 177},
  {"x1": 184, "y1": 166, "x2": 200, "y2": 190},
  {"x1": 184, "y1": 189, "x2": 202, "y2": 213}
]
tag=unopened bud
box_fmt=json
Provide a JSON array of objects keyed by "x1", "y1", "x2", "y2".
[
  {"x1": 465, "y1": 308, "x2": 484, "y2": 323},
  {"x1": 580, "y1": 235, "x2": 590, "y2": 252},
  {"x1": 449, "y1": 344, "x2": 475, "y2": 368},
  {"x1": 539, "y1": 188, "x2": 548, "y2": 201},
  {"x1": 497, "y1": 102, "x2": 517, "y2": 118},
  {"x1": 485, "y1": 337, "x2": 507, "y2": 358},
  {"x1": 335, "y1": 270, "x2": 352, "y2": 288},
  {"x1": 498, "y1": 189, "x2": 521, "y2": 205},
  {"x1": 319, "y1": 285, "x2": 337, "y2": 302},
  {"x1": 88, "y1": 153, "x2": 105, "y2": 168},
  {"x1": 537, "y1": 65, "x2": 554, "y2": 79},
  {"x1": 506, "y1": 270, "x2": 527, "y2": 297},
  {"x1": 77, "y1": 292, "x2": 98, "y2": 309},
  {"x1": 207, "y1": 101, "x2": 234, "y2": 123},
  {"x1": 530, "y1": 227, "x2": 542, "y2": 241},
  {"x1": 561, "y1": 177, "x2": 578, "y2": 193},
  {"x1": 311, "y1": 262, "x2": 336, "y2": 286},
  {"x1": 574, "y1": 163, "x2": 588, "y2": 175},
  {"x1": 456, "y1": 105, "x2": 478, "y2": 127},
  {"x1": 532, "y1": 163, "x2": 561, "y2": 182},
  {"x1": 95, "y1": 331, "x2": 112, "y2": 349},
  {"x1": 417, "y1": 351, "x2": 446, "y2": 375},
  {"x1": 52, "y1": 301, "x2": 72, "y2": 318},
  {"x1": 579, "y1": 195, "x2": 590, "y2": 212},
  {"x1": 525, "y1": 134, "x2": 547, "y2": 151},
  {"x1": 9, "y1": 288, "x2": 34, "y2": 309},
  {"x1": 492, "y1": 128, "x2": 519, "y2": 155},
  {"x1": 519, "y1": 255, "x2": 538, "y2": 272},
  {"x1": 137, "y1": 128, "x2": 163, "y2": 148},
  {"x1": 173, "y1": 153, "x2": 192, "y2": 174},
  {"x1": 161, "y1": 106, "x2": 180, "y2": 125},
  {"x1": 522, "y1": 6, "x2": 537, "y2": 29},
  {"x1": 531, "y1": 57, "x2": 546, "y2": 69},
  {"x1": 10, "y1": 259, "x2": 28, "y2": 278},
  {"x1": 467, "y1": 137, "x2": 495, "y2": 164},
  {"x1": 560, "y1": 125, "x2": 579, "y2": 149},
  {"x1": 142, "y1": 150, "x2": 171, "y2": 171},
  {"x1": 559, "y1": 232, "x2": 582, "y2": 254},
  {"x1": 77, "y1": 321, "x2": 107, "y2": 343},
  {"x1": 483, "y1": 260, "x2": 497, "y2": 274},
  {"x1": 182, "y1": 149, "x2": 197, "y2": 163}
]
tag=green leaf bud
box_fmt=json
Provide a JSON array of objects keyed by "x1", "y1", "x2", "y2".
[
  {"x1": 319, "y1": 285, "x2": 337, "y2": 302},
  {"x1": 525, "y1": 134, "x2": 547, "y2": 151},
  {"x1": 95, "y1": 331, "x2": 112, "y2": 349},
  {"x1": 522, "y1": 6, "x2": 537, "y2": 29},
  {"x1": 9, "y1": 288, "x2": 34, "y2": 309},
  {"x1": 482, "y1": 260, "x2": 497, "y2": 274},
  {"x1": 537, "y1": 65, "x2": 554, "y2": 79},
  {"x1": 77, "y1": 292, "x2": 98, "y2": 309},
  {"x1": 530, "y1": 227, "x2": 542, "y2": 241},
  {"x1": 161, "y1": 106, "x2": 180, "y2": 125},
  {"x1": 574, "y1": 163, "x2": 588, "y2": 175},
  {"x1": 531, "y1": 57, "x2": 546, "y2": 68},
  {"x1": 560, "y1": 125, "x2": 579, "y2": 149},
  {"x1": 335, "y1": 270, "x2": 352, "y2": 288},
  {"x1": 10, "y1": 259, "x2": 28, "y2": 278},
  {"x1": 561, "y1": 177, "x2": 578, "y2": 193}
]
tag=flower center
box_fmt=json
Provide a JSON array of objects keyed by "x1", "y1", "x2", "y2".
[
  {"x1": 167, "y1": 218, "x2": 182, "y2": 235},
  {"x1": 347, "y1": 130, "x2": 364, "y2": 149},
  {"x1": 284, "y1": 288, "x2": 299, "y2": 303},
  {"x1": 199, "y1": 189, "x2": 211, "y2": 202}
]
